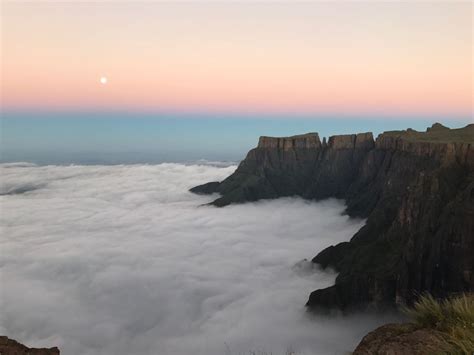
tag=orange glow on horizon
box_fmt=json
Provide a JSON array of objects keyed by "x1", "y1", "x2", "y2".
[{"x1": 2, "y1": 2, "x2": 472, "y2": 118}]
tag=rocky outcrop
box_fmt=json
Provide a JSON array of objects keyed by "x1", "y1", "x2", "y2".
[
  {"x1": 0, "y1": 336, "x2": 60, "y2": 355},
  {"x1": 191, "y1": 132, "x2": 326, "y2": 206},
  {"x1": 257, "y1": 133, "x2": 322, "y2": 149},
  {"x1": 190, "y1": 131, "x2": 375, "y2": 205},
  {"x1": 308, "y1": 124, "x2": 474, "y2": 310},
  {"x1": 191, "y1": 123, "x2": 474, "y2": 310},
  {"x1": 353, "y1": 323, "x2": 454, "y2": 355}
]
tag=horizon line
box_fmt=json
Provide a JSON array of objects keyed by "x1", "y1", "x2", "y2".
[{"x1": 2, "y1": 108, "x2": 472, "y2": 122}]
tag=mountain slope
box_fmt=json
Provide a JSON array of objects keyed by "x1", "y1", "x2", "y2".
[{"x1": 191, "y1": 123, "x2": 474, "y2": 309}]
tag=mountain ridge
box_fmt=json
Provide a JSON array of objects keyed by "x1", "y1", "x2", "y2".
[{"x1": 190, "y1": 123, "x2": 474, "y2": 310}]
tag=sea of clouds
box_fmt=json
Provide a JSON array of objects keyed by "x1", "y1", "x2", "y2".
[{"x1": 0, "y1": 163, "x2": 397, "y2": 355}]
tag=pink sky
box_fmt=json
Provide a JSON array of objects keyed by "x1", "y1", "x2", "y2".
[{"x1": 2, "y1": 2, "x2": 472, "y2": 118}]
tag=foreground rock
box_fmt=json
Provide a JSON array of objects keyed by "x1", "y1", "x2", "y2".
[
  {"x1": 353, "y1": 323, "x2": 454, "y2": 355},
  {"x1": 191, "y1": 123, "x2": 474, "y2": 310},
  {"x1": 0, "y1": 336, "x2": 60, "y2": 355}
]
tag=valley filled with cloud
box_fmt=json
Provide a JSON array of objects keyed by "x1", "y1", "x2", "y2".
[{"x1": 0, "y1": 163, "x2": 396, "y2": 354}]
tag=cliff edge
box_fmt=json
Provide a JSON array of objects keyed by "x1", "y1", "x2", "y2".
[{"x1": 190, "y1": 123, "x2": 474, "y2": 310}]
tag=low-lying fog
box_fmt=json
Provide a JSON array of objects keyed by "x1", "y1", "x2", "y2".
[{"x1": 0, "y1": 163, "x2": 397, "y2": 355}]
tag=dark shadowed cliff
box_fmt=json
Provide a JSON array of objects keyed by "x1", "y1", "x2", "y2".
[{"x1": 191, "y1": 123, "x2": 474, "y2": 310}]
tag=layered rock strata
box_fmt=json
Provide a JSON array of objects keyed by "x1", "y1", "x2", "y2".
[{"x1": 191, "y1": 123, "x2": 474, "y2": 310}]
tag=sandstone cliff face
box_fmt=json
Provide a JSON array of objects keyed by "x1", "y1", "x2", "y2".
[
  {"x1": 258, "y1": 133, "x2": 322, "y2": 149},
  {"x1": 0, "y1": 336, "x2": 60, "y2": 355},
  {"x1": 305, "y1": 132, "x2": 374, "y2": 200},
  {"x1": 190, "y1": 131, "x2": 375, "y2": 205},
  {"x1": 308, "y1": 124, "x2": 474, "y2": 310},
  {"x1": 190, "y1": 123, "x2": 474, "y2": 310},
  {"x1": 191, "y1": 133, "x2": 325, "y2": 206}
]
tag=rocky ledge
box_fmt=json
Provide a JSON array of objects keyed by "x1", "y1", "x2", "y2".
[
  {"x1": 191, "y1": 123, "x2": 474, "y2": 310},
  {"x1": 0, "y1": 336, "x2": 60, "y2": 355},
  {"x1": 258, "y1": 133, "x2": 322, "y2": 149},
  {"x1": 353, "y1": 323, "x2": 454, "y2": 355}
]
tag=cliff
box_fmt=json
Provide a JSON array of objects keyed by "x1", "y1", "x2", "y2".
[
  {"x1": 0, "y1": 336, "x2": 60, "y2": 355},
  {"x1": 191, "y1": 123, "x2": 474, "y2": 310},
  {"x1": 190, "y1": 131, "x2": 375, "y2": 205}
]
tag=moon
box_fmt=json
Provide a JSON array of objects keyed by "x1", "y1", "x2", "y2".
[{"x1": 100, "y1": 76, "x2": 108, "y2": 85}]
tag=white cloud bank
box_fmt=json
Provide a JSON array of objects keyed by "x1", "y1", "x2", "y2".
[{"x1": 0, "y1": 163, "x2": 397, "y2": 355}]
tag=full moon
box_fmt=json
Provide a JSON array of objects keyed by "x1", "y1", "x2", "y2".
[{"x1": 100, "y1": 77, "x2": 107, "y2": 84}]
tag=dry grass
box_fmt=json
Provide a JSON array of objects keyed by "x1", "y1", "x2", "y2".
[{"x1": 403, "y1": 293, "x2": 474, "y2": 354}]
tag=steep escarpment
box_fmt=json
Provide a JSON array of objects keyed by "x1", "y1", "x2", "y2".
[
  {"x1": 191, "y1": 132, "x2": 375, "y2": 206},
  {"x1": 191, "y1": 133, "x2": 324, "y2": 206},
  {"x1": 309, "y1": 124, "x2": 474, "y2": 310},
  {"x1": 191, "y1": 123, "x2": 474, "y2": 310}
]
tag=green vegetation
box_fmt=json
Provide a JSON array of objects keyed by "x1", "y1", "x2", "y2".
[{"x1": 404, "y1": 293, "x2": 474, "y2": 354}]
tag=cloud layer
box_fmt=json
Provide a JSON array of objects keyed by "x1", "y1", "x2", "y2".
[{"x1": 0, "y1": 163, "x2": 396, "y2": 354}]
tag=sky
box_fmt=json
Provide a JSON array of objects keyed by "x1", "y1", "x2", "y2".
[
  {"x1": 2, "y1": 1, "x2": 472, "y2": 117},
  {"x1": 1, "y1": 114, "x2": 471, "y2": 165},
  {"x1": 1, "y1": 1, "x2": 473, "y2": 163},
  {"x1": 0, "y1": 162, "x2": 400, "y2": 354},
  {"x1": 0, "y1": 4, "x2": 469, "y2": 352}
]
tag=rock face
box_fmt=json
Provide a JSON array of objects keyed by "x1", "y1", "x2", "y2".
[
  {"x1": 353, "y1": 323, "x2": 454, "y2": 355},
  {"x1": 190, "y1": 131, "x2": 375, "y2": 206},
  {"x1": 0, "y1": 336, "x2": 60, "y2": 355},
  {"x1": 191, "y1": 132, "x2": 325, "y2": 206},
  {"x1": 191, "y1": 123, "x2": 474, "y2": 310}
]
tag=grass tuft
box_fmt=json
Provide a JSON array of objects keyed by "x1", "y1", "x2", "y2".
[
  {"x1": 403, "y1": 293, "x2": 474, "y2": 354},
  {"x1": 403, "y1": 294, "x2": 445, "y2": 329}
]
